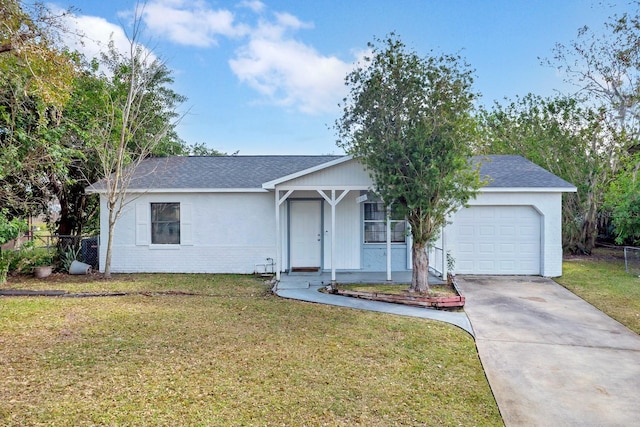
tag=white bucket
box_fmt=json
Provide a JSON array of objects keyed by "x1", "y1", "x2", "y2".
[{"x1": 69, "y1": 260, "x2": 92, "y2": 275}]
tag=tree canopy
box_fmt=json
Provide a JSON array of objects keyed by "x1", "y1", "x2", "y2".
[
  {"x1": 335, "y1": 35, "x2": 481, "y2": 292},
  {"x1": 0, "y1": 1, "x2": 192, "y2": 243},
  {"x1": 475, "y1": 94, "x2": 612, "y2": 253}
]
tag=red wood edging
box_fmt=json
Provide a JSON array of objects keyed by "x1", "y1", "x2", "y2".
[{"x1": 332, "y1": 288, "x2": 465, "y2": 309}]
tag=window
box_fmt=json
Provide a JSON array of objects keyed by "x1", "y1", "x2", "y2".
[
  {"x1": 364, "y1": 202, "x2": 406, "y2": 243},
  {"x1": 151, "y1": 203, "x2": 180, "y2": 244}
]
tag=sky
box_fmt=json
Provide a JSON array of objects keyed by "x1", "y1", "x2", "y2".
[{"x1": 50, "y1": 0, "x2": 632, "y2": 155}]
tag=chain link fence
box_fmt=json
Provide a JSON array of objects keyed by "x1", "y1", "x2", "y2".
[
  {"x1": 33, "y1": 235, "x2": 99, "y2": 270},
  {"x1": 624, "y1": 246, "x2": 640, "y2": 277}
]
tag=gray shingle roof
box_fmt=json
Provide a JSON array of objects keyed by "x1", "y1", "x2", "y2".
[
  {"x1": 87, "y1": 155, "x2": 344, "y2": 191},
  {"x1": 86, "y1": 154, "x2": 575, "y2": 192},
  {"x1": 474, "y1": 155, "x2": 575, "y2": 188}
]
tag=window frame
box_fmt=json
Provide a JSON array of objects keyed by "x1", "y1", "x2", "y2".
[
  {"x1": 150, "y1": 202, "x2": 181, "y2": 245},
  {"x1": 363, "y1": 201, "x2": 407, "y2": 244}
]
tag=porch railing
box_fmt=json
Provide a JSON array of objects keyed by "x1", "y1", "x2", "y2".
[{"x1": 428, "y1": 246, "x2": 444, "y2": 278}]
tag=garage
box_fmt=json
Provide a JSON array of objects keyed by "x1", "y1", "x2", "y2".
[{"x1": 451, "y1": 205, "x2": 541, "y2": 275}]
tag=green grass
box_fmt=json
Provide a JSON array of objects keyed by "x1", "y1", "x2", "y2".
[
  {"x1": 556, "y1": 248, "x2": 640, "y2": 334},
  {"x1": 0, "y1": 274, "x2": 501, "y2": 426}
]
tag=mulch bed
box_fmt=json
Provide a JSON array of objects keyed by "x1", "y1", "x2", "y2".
[{"x1": 325, "y1": 278, "x2": 465, "y2": 310}]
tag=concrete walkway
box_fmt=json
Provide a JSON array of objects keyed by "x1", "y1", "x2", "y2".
[
  {"x1": 457, "y1": 276, "x2": 640, "y2": 427},
  {"x1": 275, "y1": 272, "x2": 473, "y2": 335}
]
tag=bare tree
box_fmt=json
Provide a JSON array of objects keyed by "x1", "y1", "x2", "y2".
[{"x1": 93, "y1": 9, "x2": 183, "y2": 278}]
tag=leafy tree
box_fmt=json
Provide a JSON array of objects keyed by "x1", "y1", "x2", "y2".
[
  {"x1": 545, "y1": 3, "x2": 640, "y2": 248},
  {"x1": 335, "y1": 35, "x2": 481, "y2": 293},
  {"x1": 1, "y1": 2, "x2": 189, "y2": 250},
  {"x1": 187, "y1": 142, "x2": 228, "y2": 156},
  {"x1": 0, "y1": 55, "x2": 76, "y2": 221},
  {"x1": 605, "y1": 153, "x2": 640, "y2": 244},
  {"x1": 49, "y1": 61, "x2": 107, "y2": 237},
  {"x1": 0, "y1": 208, "x2": 27, "y2": 283},
  {"x1": 547, "y1": 4, "x2": 640, "y2": 152},
  {"x1": 0, "y1": 0, "x2": 77, "y2": 223},
  {"x1": 476, "y1": 94, "x2": 613, "y2": 254},
  {"x1": 0, "y1": 0, "x2": 76, "y2": 108},
  {"x1": 0, "y1": 209, "x2": 27, "y2": 247}
]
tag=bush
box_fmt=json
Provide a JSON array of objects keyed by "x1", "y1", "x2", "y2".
[
  {"x1": 7, "y1": 247, "x2": 55, "y2": 274},
  {"x1": 606, "y1": 154, "x2": 640, "y2": 245}
]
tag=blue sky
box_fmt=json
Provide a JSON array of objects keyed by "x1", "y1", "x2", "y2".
[{"x1": 53, "y1": 0, "x2": 631, "y2": 155}]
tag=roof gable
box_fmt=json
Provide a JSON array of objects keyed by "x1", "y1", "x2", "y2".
[{"x1": 262, "y1": 156, "x2": 375, "y2": 189}]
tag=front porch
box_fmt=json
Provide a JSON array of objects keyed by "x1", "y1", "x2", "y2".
[{"x1": 262, "y1": 156, "x2": 447, "y2": 283}]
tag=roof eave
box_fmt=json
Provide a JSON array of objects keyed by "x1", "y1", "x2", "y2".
[
  {"x1": 85, "y1": 187, "x2": 268, "y2": 194},
  {"x1": 481, "y1": 186, "x2": 577, "y2": 193}
]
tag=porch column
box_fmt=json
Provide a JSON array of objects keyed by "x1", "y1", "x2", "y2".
[
  {"x1": 317, "y1": 189, "x2": 350, "y2": 284},
  {"x1": 331, "y1": 190, "x2": 336, "y2": 283},
  {"x1": 441, "y1": 225, "x2": 447, "y2": 279},
  {"x1": 274, "y1": 189, "x2": 293, "y2": 281},
  {"x1": 386, "y1": 206, "x2": 392, "y2": 282}
]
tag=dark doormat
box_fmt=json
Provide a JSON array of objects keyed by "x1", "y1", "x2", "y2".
[{"x1": 291, "y1": 267, "x2": 320, "y2": 272}]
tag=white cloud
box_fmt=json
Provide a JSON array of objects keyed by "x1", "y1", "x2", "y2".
[
  {"x1": 238, "y1": 0, "x2": 266, "y2": 14},
  {"x1": 57, "y1": 9, "x2": 158, "y2": 74},
  {"x1": 59, "y1": 12, "x2": 131, "y2": 61},
  {"x1": 230, "y1": 37, "x2": 355, "y2": 114},
  {"x1": 142, "y1": 0, "x2": 248, "y2": 47},
  {"x1": 59, "y1": 1, "x2": 361, "y2": 115},
  {"x1": 137, "y1": 0, "x2": 356, "y2": 114},
  {"x1": 229, "y1": 10, "x2": 357, "y2": 114}
]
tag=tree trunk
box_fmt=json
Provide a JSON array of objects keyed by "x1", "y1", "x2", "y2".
[
  {"x1": 410, "y1": 241, "x2": 430, "y2": 293},
  {"x1": 103, "y1": 207, "x2": 116, "y2": 279}
]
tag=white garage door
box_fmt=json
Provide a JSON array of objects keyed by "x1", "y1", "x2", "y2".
[{"x1": 452, "y1": 206, "x2": 541, "y2": 275}]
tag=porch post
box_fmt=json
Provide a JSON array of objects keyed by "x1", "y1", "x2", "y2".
[
  {"x1": 274, "y1": 189, "x2": 294, "y2": 281},
  {"x1": 317, "y1": 189, "x2": 350, "y2": 285},
  {"x1": 386, "y1": 206, "x2": 392, "y2": 282},
  {"x1": 331, "y1": 190, "x2": 336, "y2": 284},
  {"x1": 441, "y1": 225, "x2": 447, "y2": 279},
  {"x1": 275, "y1": 190, "x2": 281, "y2": 281}
]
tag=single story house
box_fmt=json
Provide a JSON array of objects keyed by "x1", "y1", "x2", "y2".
[{"x1": 86, "y1": 154, "x2": 576, "y2": 281}]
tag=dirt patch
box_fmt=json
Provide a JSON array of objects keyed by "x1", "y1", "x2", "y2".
[
  {"x1": 6, "y1": 272, "x2": 122, "y2": 285},
  {"x1": 564, "y1": 245, "x2": 625, "y2": 262}
]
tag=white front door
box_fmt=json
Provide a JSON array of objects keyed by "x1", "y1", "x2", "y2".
[{"x1": 290, "y1": 200, "x2": 322, "y2": 270}]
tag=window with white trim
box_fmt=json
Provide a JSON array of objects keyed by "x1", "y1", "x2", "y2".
[
  {"x1": 363, "y1": 201, "x2": 406, "y2": 243},
  {"x1": 151, "y1": 203, "x2": 180, "y2": 244}
]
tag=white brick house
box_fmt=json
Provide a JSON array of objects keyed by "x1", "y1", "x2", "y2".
[{"x1": 86, "y1": 155, "x2": 576, "y2": 280}]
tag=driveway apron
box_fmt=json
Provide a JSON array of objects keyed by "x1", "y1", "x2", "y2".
[{"x1": 457, "y1": 276, "x2": 640, "y2": 427}]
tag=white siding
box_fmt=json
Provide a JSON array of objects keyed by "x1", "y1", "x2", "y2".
[
  {"x1": 99, "y1": 192, "x2": 277, "y2": 273},
  {"x1": 281, "y1": 159, "x2": 373, "y2": 188},
  {"x1": 98, "y1": 166, "x2": 566, "y2": 277}
]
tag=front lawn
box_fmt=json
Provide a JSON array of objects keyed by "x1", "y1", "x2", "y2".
[
  {"x1": 0, "y1": 274, "x2": 501, "y2": 426},
  {"x1": 556, "y1": 247, "x2": 640, "y2": 334}
]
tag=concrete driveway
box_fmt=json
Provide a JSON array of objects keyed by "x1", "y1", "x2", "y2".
[{"x1": 456, "y1": 276, "x2": 640, "y2": 427}]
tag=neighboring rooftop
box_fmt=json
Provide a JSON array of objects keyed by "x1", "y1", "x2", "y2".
[{"x1": 86, "y1": 154, "x2": 576, "y2": 192}]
